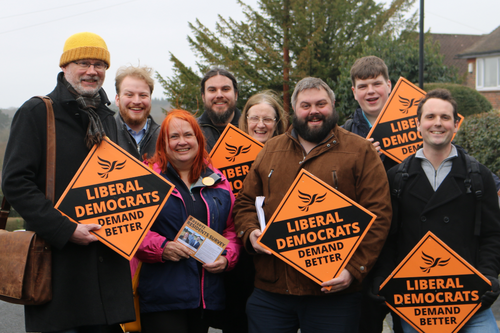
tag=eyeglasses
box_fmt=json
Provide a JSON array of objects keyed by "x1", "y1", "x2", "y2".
[
  {"x1": 72, "y1": 61, "x2": 108, "y2": 70},
  {"x1": 247, "y1": 116, "x2": 276, "y2": 125}
]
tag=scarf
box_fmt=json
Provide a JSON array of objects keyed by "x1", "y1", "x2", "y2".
[{"x1": 63, "y1": 77, "x2": 106, "y2": 149}]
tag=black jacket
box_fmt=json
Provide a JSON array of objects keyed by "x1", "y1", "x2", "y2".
[
  {"x1": 378, "y1": 148, "x2": 500, "y2": 280},
  {"x1": 197, "y1": 108, "x2": 241, "y2": 153},
  {"x1": 115, "y1": 114, "x2": 160, "y2": 160},
  {"x1": 2, "y1": 72, "x2": 135, "y2": 332},
  {"x1": 343, "y1": 108, "x2": 397, "y2": 171}
]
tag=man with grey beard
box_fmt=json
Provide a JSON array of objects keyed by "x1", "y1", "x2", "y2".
[
  {"x1": 233, "y1": 77, "x2": 391, "y2": 333},
  {"x1": 2, "y1": 32, "x2": 134, "y2": 333},
  {"x1": 197, "y1": 67, "x2": 240, "y2": 152}
]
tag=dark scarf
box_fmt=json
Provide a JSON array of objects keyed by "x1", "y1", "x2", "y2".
[{"x1": 63, "y1": 77, "x2": 106, "y2": 149}]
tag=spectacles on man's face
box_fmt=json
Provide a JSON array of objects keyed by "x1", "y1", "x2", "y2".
[
  {"x1": 247, "y1": 116, "x2": 276, "y2": 125},
  {"x1": 72, "y1": 61, "x2": 108, "y2": 70}
]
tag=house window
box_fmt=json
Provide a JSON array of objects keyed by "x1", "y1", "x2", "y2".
[{"x1": 476, "y1": 56, "x2": 500, "y2": 90}]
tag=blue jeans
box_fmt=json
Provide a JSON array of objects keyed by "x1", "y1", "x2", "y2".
[
  {"x1": 246, "y1": 288, "x2": 362, "y2": 333},
  {"x1": 401, "y1": 308, "x2": 499, "y2": 333}
]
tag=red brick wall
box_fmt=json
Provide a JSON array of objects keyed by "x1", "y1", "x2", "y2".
[
  {"x1": 463, "y1": 58, "x2": 500, "y2": 110},
  {"x1": 465, "y1": 59, "x2": 476, "y2": 89},
  {"x1": 481, "y1": 91, "x2": 500, "y2": 110}
]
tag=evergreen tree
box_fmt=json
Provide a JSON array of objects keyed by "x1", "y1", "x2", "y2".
[
  {"x1": 332, "y1": 30, "x2": 460, "y2": 122},
  {"x1": 157, "y1": 0, "x2": 410, "y2": 114}
]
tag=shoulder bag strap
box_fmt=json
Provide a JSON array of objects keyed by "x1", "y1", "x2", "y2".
[{"x1": 0, "y1": 96, "x2": 56, "y2": 230}]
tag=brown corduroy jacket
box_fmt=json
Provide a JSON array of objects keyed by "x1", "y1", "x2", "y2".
[{"x1": 233, "y1": 124, "x2": 392, "y2": 296}]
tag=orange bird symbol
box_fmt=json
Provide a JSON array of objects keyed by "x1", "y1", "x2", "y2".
[
  {"x1": 97, "y1": 156, "x2": 126, "y2": 179},
  {"x1": 225, "y1": 143, "x2": 251, "y2": 162},
  {"x1": 399, "y1": 96, "x2": 421, "y2": 114},
  {"x1": 298, "y1": 190, "x2": 327, "y2": 212},
  {"x1": 420, "y1": 252, "x2": 450, "y2": 273}
]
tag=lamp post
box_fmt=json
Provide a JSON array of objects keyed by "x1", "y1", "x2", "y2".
[{"x1": 419, "y1": 0, "x2": 424, "y2": 89}]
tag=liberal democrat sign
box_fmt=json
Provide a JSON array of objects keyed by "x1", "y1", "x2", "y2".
[
  {"x1": 55, "y1": 137, "x2": 174, "y2": 260},
  {"x1": 379, "y1": 232, "x2": 491, "y2": 333},
  {"x1": 367, "y1": 77, "x2": 463, "y2": 163},
  {"x1": 258, "y1": 169, "x2": 376, "y2": 288},
  {"x1": 209, "y1": 124, "x2": 263, "y2": 196}
]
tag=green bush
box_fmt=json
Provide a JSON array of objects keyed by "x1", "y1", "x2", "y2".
[
  {"x1": 454, "y1": 111, "x2": 500, "y2": 176},
  {"x1": 424, "y1": 83, "x2": 492, "y2": 117}
]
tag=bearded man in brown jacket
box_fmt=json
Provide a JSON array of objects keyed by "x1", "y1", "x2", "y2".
[{"x1": 233, "y1": 77, "x2": 392, "y2": 333}]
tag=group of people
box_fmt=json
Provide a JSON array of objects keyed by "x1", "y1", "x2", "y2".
[{"x1": 2, "y1": 30, "x2": 500, "y2": 333}]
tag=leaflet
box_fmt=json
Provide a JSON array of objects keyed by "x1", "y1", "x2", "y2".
[{"x1": 174, "y1": 215, "x2": 229, "y2": 264}]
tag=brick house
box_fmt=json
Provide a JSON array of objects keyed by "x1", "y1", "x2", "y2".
[{"x1": 456, "y1": 25, "x2": 500, "y2": 110}]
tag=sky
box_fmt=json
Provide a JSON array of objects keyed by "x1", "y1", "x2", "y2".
[{"x1": 0, "y1": 0, "x2": 499, "y2": 109}]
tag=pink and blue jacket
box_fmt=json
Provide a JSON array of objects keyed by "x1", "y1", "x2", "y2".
[{"x1": 133, "y1": 162, "x2": 241, "y2": 312}]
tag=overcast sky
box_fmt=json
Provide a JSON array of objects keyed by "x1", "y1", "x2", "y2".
[{"x1": 1, "y1": 0, "x2": 498, "y2": 109}]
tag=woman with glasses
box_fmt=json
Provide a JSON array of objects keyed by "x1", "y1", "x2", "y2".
[
  {"x1": 238, "y1": 90, "x2": 289, "y2": 144},
  {"x1": 224, "y1": 91, "x2": 288, "y2": 333}
]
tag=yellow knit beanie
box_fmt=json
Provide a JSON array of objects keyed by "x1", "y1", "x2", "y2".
[{"x1": 60, "y1": 32, "x2": 110, "y2": 68}]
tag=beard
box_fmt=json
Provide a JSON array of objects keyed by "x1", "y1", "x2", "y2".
[
  {"x1": 120, "y1": 106, "x2": 151, "y2": 129},
  {"x1": 73, "y1": 75, "x2": 103, "y2": 97},
  {"x1": 204, "y1": 101, "x2": 237, "y2": 125},
  {"x1": 293, "y1": 111, "x2": 338, "y2": 144}
]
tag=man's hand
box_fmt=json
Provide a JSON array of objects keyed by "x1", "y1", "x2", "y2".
[
  {"x1": 162, "y1": 241, "x2": 191, "y2": 262},
  {"x1": 69, "y1": 224, "x2": 100, "y2": 245},
  {"x1": 481, "y1": 276, "x2": 500, "y2": 309},
  {"x1": 250, "y1": 229, "x2": 272, "y2": 255},
  {"x1": 203, "y1": 256, "x2": 228, "y2": 274},
  {"x1": 321, "y1": 269, "x2": 354, "y2": 293},
  {"x1": 368, "y1": 138, "x2": 383, "y2": 156}
]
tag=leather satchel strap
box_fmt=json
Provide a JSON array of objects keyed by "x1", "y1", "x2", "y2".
[
  {"x1": 38, "y1": 96, "x2": 56, "y2": 203},
  {"x1": 0, "y1": 198, "x2": 10, "y2": 230},
  {"x1": 0, "y1": 96, "x2": 56, "y2": 230}
]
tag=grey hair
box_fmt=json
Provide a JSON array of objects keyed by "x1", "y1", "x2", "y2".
[{"x1": 291, "y1": 77, "x2": 335, "y2": 110}]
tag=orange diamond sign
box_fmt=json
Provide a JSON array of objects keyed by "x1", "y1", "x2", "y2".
[
  {"x1": 257, "y1": 169, "x2": 376, "y2": 288},
  {"x1": 209, "y1": 124, "x2": 263, "y2": 196},
  {"x1": 379, "y1": 231, "x2": 491, "y2": 333},
  {"x1": 367, "y1": 77, "x2": 463, "y2": 163},
  {"x1": 55, "y1": 137, "x2": 174, "y2": 260}
]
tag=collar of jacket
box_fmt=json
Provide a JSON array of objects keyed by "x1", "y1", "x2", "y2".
[
  {"x1": 54, "y1": 71, "x2": 113, "y2": 115},
  {"x1": 197, "y1": 108, "x2": 242, "y2": 127},
  {"x1": 406, "y1": 145, "x2": 467, "y2": 180},
  {"x1": 167, "y1": 162, "x2": 222, "y2": 190}
]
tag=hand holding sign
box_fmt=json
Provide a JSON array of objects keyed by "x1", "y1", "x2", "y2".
[
  {"x1": 69, "y1": 224, "x2": 101, "y2": 245},
  {"x1": 321, "y1": 269, "x2": 354, "y2": 293},
  {"x1": 250, "y1": 229, "x2": 271, "y2": 255}
]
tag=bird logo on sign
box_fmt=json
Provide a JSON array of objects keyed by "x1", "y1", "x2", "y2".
[
  {"x1": 298, "y1": 190, "x2": 326, "y2": 212},
  {"x1": 420, "y1": 252, "x2": 450, "y2": 273},
  {"x1": 225, "y1": 143, "x2": 251, "y2": 162},
  {"x1": 97, "y1": 156, "x2": 126, "y2": 179},
  {"x1": 399, "y1": 96, "x2": 421, "y2": 114}
]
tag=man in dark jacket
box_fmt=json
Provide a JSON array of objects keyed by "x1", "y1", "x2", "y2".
[
  {"x1": 197, "y1": 67, "x2": 241, "y2": 152},
  {"x1": 2, "y1": 32, "x2": 135, "y2": 333},
  {"x1": 343, "y1": 56, "x2": 397, "y2": 171},
  {"x1": 114, "y1": 65, "x2": 160, "y2": 160},
  {"x1": 344, "y1": 56, "x2": 401, "y2": 333},
  {"x1": 379, "y1": 89, "x2": 500, "y2": 332}
]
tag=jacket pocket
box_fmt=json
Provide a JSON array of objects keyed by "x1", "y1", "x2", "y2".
[{"x1": 254, "y1": 254, "x2": 278, "y2": 283}]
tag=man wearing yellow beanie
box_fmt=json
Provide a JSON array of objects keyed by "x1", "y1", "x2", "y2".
[{"x1": 2, "y1": 32, "x2": 135, "y2": 333}]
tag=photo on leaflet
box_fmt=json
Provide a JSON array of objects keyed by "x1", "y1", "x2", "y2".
[{"x1": 178, "y1": 227, "x2": 205, "y2": 250}]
